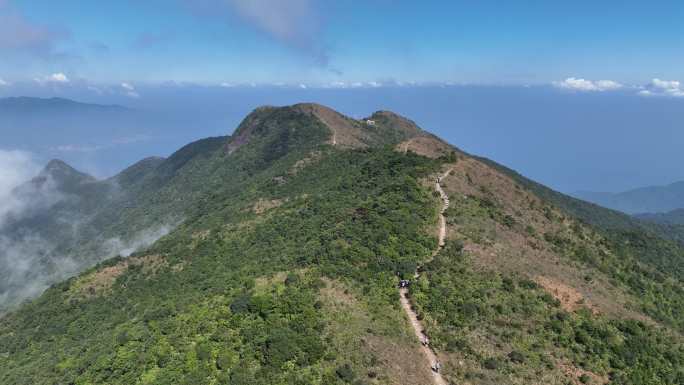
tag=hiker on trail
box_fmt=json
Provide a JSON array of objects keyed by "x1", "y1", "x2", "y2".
[
  {"x1": 421, "y1": 335, "x2": 430, "y2": 346},
  {"x1": 431, "y1": 361, "x2": 441, "y2": 373}
]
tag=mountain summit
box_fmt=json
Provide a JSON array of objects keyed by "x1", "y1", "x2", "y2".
[
  {"x1": 40, "y1": 159, "x2": 96, "y2": 185},
  {"x1": 225, "y1": 103, "x2": 435, "y2": 155},
  {"x1": 0, "y1": 104, "x2": 682, "y2": 385}
]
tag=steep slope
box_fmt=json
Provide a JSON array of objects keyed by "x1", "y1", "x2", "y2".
[
  {"x1": 0, "y1": 104, "x2": 682, "y2": 385},
  {"x1": 410, "y1": 156, "x2": 683, "y2": 384}
]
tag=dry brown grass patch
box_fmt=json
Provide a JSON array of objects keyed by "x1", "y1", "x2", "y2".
[
  {"x1": 396, "y1": 136, "x2": 453, "y2": 159},
  {"x1": 318, "y1": 278, "x2": 433, "y2": 385},
  {"x1": 294, "y1": 103, "x2": 368, "y2": 148},
  {"x1": 441, "y1": 155, "x2": 652, "y2": 323},
  {"x1": 71, "y1": 254, "x2": 167, "y2": 298},
  {"x1": 364, "y1": 335, "x2": 433, "y2": 385}
]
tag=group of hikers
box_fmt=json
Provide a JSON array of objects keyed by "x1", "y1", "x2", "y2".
[
  {"x1": 431, "y1": 361, "x2": 441, "y2": 373},
  {"x1": 422, "y1": 334, "x2": 442, "y2": 373},
  {"x1": 401, "y1": 167, "x2": 451, "y2": 378},
  {"x1": 397, "y1": 277, "x2": 442, "y2": 374}
]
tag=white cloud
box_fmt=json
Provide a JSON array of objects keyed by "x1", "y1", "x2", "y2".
[
  {"x1": 594, "y1": 80, "x2": 623, "y2": 91},
  {"x1": 327, "y1": 81, "x2": 347, "y2": 88},
  {"x1": 0, "y1": 150, "x2": 40, "y2": 221},
  {"x1": 0, "y1": 150, "x2": 60, "y2": 231},
  {"x1": 34, "y1": 72, "x2": 70, "y2": 84},
  {"x1": 52, "y1": 144, "x2": 106, "y2": 153},
  {"x1": 120, "y1": 82, "x2": 140, "y2": 98},
  {"x1": 87, "y1": 85, "x2": 103, "y2": 94},
  {"x1": 224, "y1": 0, "x2": 327, "y2": 63},
  {"x1": 102, "y1": 224, "x2": 173, "y2": 258},
  {"x1": 0, "y1": 2, "x2": 66, "y2": 60},
  {"x1": 554, "y1": 77, "x2": 623, "y2": 92},
  {"x1": 651, "y1": 78, "x2": 680, "y2": 90},
  {"x1": 0, "y1": 78, "x2": 8, "y2": 86},
  {"x1": 48, "y1": 72, "x2": 69, "y2": 83},
  {"x1": 640, "y1": 78, "x2": 684, "y2": 97}
]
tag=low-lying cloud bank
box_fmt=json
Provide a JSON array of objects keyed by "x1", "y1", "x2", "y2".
[
  {"x1": 0, "y1": 151, "x2": 174, "y2": 312},
  {"x1": 554, "y1": 77, "x2": 623, "y2": 92},
  {"x1": 554, "y1": 77, "x2": 684, "y2": 98},
  {"x1": 638, "y1": 78, "x2": 684, "y2": 98},
  {"x1": 0, "y1": 150, "x2": 41, "y2": 226}
]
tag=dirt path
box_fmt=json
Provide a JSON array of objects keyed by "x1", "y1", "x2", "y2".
[{"x1": 399, "y1": 168, "x2": 452, "y2": 385}]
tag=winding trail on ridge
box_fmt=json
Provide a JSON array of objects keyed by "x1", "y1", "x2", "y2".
[{"x1": 399, "y1": 168, "x2": 452, "y2": 385}]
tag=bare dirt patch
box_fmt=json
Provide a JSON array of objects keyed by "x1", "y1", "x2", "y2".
[
  {"x1": 397, "y1": 136, "x2": 453, "y2": 159},
  {"x1": 558, "y1": 360, "x2": 609, "y2": 385},
  {"x1": 536, "y1": 276, "x2": 598, "y2": 314},
  {"x1": 253, "y1": 198, "x2": 285, "y2": 214}
]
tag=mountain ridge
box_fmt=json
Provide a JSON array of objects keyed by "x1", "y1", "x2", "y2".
[
  {"x1": 575, "y1": 181, "x2": 684, "y2": 214},
  {"x1": 0, "y1": 103, "x2": 682, "y2": 385}
]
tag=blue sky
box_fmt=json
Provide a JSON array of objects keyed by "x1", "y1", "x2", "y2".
[
  {"x1": 1, "y1": 0, "x2": 683, "y2": 194},
  {"x1": 1, "y1": 0, "x2": 683, "y2": 85}
]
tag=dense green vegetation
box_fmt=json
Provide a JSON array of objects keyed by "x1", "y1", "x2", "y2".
[
  {"x1": 0, "y1": 141, "x2": 441, "y2": 384},
  {"x1": 411, "y1": 241, "x2": 684, "y2": 385},
  {"x1": 2, "y1": 104, "x2": 684, "y2": 384}
]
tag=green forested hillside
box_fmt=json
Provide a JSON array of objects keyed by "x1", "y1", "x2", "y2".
[{"x1": 0, "y1": 104, "x2": 682, "y2": 385}]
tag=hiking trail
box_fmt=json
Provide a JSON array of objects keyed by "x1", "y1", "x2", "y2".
[{"x1": 399, "y1": 168, "x2": 452, "y2": 385}]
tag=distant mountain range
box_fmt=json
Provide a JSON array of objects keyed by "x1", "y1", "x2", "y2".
[
  {"x1": 0, "y1": 96, "x2": 129, "y2": 114},
  {"x1": 0, "y1": 96, "x2": 164, "y2": 177},
  {"x1": 574, "y1": 181, "x2": 684, "y2": 214},
  {"x1": 0, "y1": 96, "x2": 136, "y2": 135},
  {"x1": 636, "y1": 209, "x2": 684, "y2": 225}
]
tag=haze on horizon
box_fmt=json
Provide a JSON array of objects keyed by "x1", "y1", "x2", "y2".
[{"x1": 1, "y1": 0, "x2": 683, "y2": 195}]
